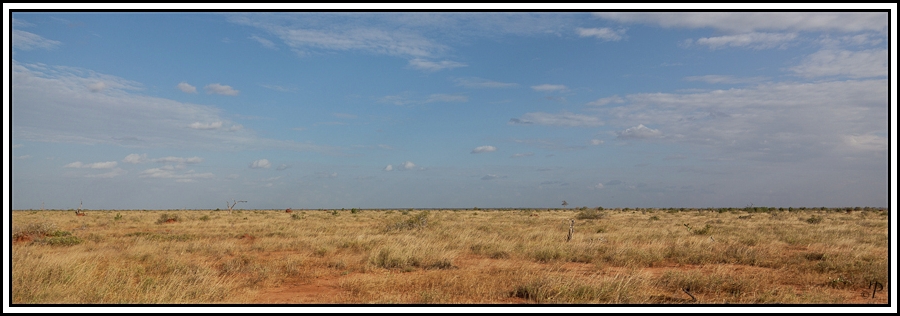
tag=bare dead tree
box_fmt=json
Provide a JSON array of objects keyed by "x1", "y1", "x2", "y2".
[{"x1": 226, "y1": 199, "x2": 247, "y2": 213}]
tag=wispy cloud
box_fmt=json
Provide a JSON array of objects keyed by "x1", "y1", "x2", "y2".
[
  {"x1": 177, "y1": 82, "x2": 197, "y2": 93},
  {"x1": 617, "y1": 124, "x2": 662, "y2": 139},
  {"x1": 154, "y1": 156, "x2": 203, "y2": 165},
  {"x1": 123, "y1": 153, "x2": 147, "y2": 164},
  {"x1": 426, "y1": 94, "x2": 468, "y2": 103},
  {"x1": 13, "y1": 30, "x2": 62, "y2": 51},
  {"x1": 509, "y1": 112, "x2": 603, "y2": 127},
  {"x1": 139, "y1": 168, "x2": 213, "y2": 182},
  {"x1": 249, "y1": 159, "x2": 271, "y2": 169},
  {"x1": 511, "y1": 152, "x2": 534, "y2": 158},
  {"x1": 86, "y1": 168, "x2": 127, "y2": 179},
  {"x1": 586, "y1": 95, "x2": 624, "y2": 106},
  {"x1": 276, "y1": 164, "x2": 291, "y2": 171},
  {"x1": 454, "y1": 77, "x2": 518, "y2": 89},
  {"x1": 65, "y1": 161, "x2": 118, "y2": 169},
  {"x1": 593, "y1": 12, "x2": 887, "y2": 34},
  {"x1": 481, "y1": 174, "x2": 507, "y2": 180},
  {"x1": 14, "y1": 63, "x2": 340, "y2": 153},
  {"x1": 383, "y1": 164, "x2": 393, "y2": 171},
  {"x1": 400, "y1": 161, "x2": 416, "y2": 170},
  {"x1": 189, "y1": 121, "x2": 224, "y2": 130},
  {"x1": 471, "y1": 145, "x2": 497, "y2": 154},
  {"x1": 379, "y1": 92, "x2": 467, "y2": 105},
  {"x1": 790, "y1": 49, "x2": 887, "y2": 79},
  {"x1": 260, "y1": 84, "x2": 296, "y2": 92},
  {"x1": 687, "y1": 32, "x2": 797, "y2": 50},
  {"x1": 408, "y1": 59, "x2": 467, "y2": 72},
  {"x1": 683, "y1": 75, "x2": 767, "y2": 84},
  {"x1": 204, "y1": 83, "x2": 239, "y2": 96},
  {"x1": 531, "y1": 84, "x2": 568, "y2": 92},
  {"x1": 249, "y1": 35, "x2": 277, "y2": 49},
  {"x1": 599, "y1": 79, "x2": 886, "y2": 162},
  {"x1": 577, "y1": 27, "x2": 625, "y2": 41}
]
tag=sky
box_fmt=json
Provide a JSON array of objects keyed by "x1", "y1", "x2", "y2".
[{"x1": 5, "y1": 6, "x2": 896, "y2": 210}]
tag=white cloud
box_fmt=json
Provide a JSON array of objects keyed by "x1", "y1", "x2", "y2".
[
  {"x1": 593, "y1": 12, "x2": 887, "y2": 34},
  {"x1": 64, "y1": 161, "x2": 118, "y2": 169},
  {"x1": 13, "y1": 62, "x2": 333, "y2": 153},
  {"x1": 790, "y1": 49, "x2": 887, "y2": 79},
  {"x1": 599, "y1": 79, "x2": 886, "y2": 162},
  {"x1": 139, "y1": 168, "x2": 214, "y2": 181},
  {"x1": 593, "y1": 183, "x2": 604, "y2": 189},
  {"x1": 16, "y1": 155, "x2": 32, "y2": 160},
  {"x1": 276, "y1": 164, "x2": 291, "y2": 171},
  {"x1": 87, "y1": 81, "x2": 108, "y2": 93},
  {"x1": 260, "y1": 84, "x2": 296, "y2": 92},
  {"x1": 481, "y1": 174, "x2": 507, "y2": 180},
  {"x1": 249, "y1": 35, "x2": 277, "y2": 49},
  {"x1": 426, "y1": 94, "x2": 468, "y2": 103},
  {"x1": 400, "y1": 161, "x2": 416, "y2": 170},
  {"x1": 842, "y1": 134, "x2": 886, "y2": 153},
  {"x1": 587, "y1": 95, "x2": 625, "y2": 106},
  {"x1": 509, "y1": 112, "x2": 603, "y2": 127},
  {"x1": 455, "y1": 77, "x2": 518, "y2": 89},
  {"x1": 249, "y1": 159, "x2": 271, "y2": 169},
  {"x1": 408, "y1": 59, "x2": 467, "y2": 72},
  {"x1": 189, "y1": 121, "x2": 224, "y2": 130},
  {"x1": 617, "y1": 124, "x2": 662, "y2": 139},
  {"x1": 204, "y1": 83, "x2": 239, "y2": 96},
  {"x1": 689, "y1": 32, "x2": 797, "y2": 50},
  {"x1": 230, "y1": 15, "x2": 462, "y2": 60},
  {"x1": 683, "y1": 75, "x2": 767, "y2": 85},
  {"x1": 590, "y1": 139, "x2": 604, "y2": 145},
  {"x1": 13, "y1": 30, "x2": 62, "y2": 51},
  {"x1": 123, "y1": 153, "x2": 147, "y2": 164},
  {"x1": 531, "y1": 84, "x2": 568, "y2": 92},
  {"x1": 384, "y1": 164, "x2": 393, "y2": 171},
  {"x1": 471, "y1": 146, "x2": 497, "y2": 154},
  {"x1": 154, "y1": 156, "x2": 203, "y2": 165},
  {"x1": 177, "y1": 82, "x2": 197, "y2": 93},
  {"x1": 511, "y1": 153, "x2": 534, "y2": 158},
  {"x1": 379, "y1": 92, "x2": 467, "y2": 105},
  {"x1": 577, "y1": 27, "x2": 625, "y2": 41}
]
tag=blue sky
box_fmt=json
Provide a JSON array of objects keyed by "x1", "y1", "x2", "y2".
[{"x1": 6, "y1": 7, "x2": 895, "y2": 210}]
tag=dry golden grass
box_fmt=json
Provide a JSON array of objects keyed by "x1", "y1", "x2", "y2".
[{"x1": 11, "y1": 207, "x2": 889, "y2": 304}]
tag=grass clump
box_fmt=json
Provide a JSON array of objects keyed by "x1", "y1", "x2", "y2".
[
  {"x1": 576, "y1": 208, "x2": 607, "y2": 220},
  {"x1": 385, "y1": 211, "x2": 430, "y2": 232},
  {"x1": 805, "y1": 215, "x2": 824, "y2": 224},
  {"x1": 156, "y1": 213, "x2": 181, "y2": 224},
  {"x1": 13, "y1": 222, "x2": 81, "y2": 246}
]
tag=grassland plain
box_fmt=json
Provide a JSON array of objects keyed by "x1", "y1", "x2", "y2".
[{"x1": 10, "y1": 207, "x2": 889, "y2": 305}]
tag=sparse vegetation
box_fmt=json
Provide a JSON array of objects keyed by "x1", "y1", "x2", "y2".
[
  {"x1": 11, "y1": 207, "x2": 888, "y2": 304},
  {"x1": 155, "y1": 213, "x2": 181, "y2": 224}
]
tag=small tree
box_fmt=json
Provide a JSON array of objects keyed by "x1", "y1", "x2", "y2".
[
  {"x1": 561, "y1": 200, "x2": 569, "y2": 208},
  {"x1": 226, "y1": 199, "x2": 247, "y2": 213}
]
